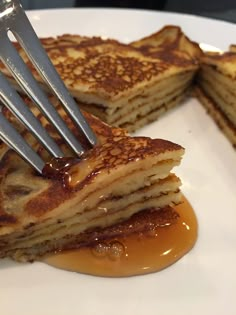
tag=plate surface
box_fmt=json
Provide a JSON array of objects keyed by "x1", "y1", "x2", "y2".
[{"x1": 1, "y1": 8, "x2": 236, "y2": 315}]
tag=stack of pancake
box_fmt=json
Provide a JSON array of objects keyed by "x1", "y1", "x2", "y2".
[
  {"x1": 196, "y1": 47, "x2": 236, "y2": 146},
  {"x1": 0, "y1": 95, "x2": 184, "y2": 262},
  {"x1": 0, "y1": 26, "x2": 201, "y2": 132}
]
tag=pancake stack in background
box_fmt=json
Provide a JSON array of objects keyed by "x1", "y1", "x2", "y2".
[
  {"x1": 1, "y1": 24, "x2": 235, "y2": 147},
  {"x1": 0, "y1": 95, "x2": 184, "y2": 262},
  {"x1": 196, "y1": 46, "x2": 236, "y2": 147},
  {"x1": 0, "y1": 26, "x2": 201, "y2": 133},
  {"x1": 128, "y1": 25, "x2": 202, "y2": 131}
]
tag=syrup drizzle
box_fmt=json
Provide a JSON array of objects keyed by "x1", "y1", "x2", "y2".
[
  {"x1": 42, "y1": 157, "x2": 95, "y2": 190},
  {"x1": 42, "y1": 157, "x2": 78, "y2": 181},
  {"x1": 44, "y1": 196, "x2": 197, "y2": 277}
]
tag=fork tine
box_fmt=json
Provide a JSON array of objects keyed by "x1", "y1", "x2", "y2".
[
  {"x1": 9, "y1": 0, "x2": 97, "y2": 148},
  {"x1": 0, "y1": 31, "x2": 86, "y2": 157},
  {"x1": 0, "y1": 111, "x2": 45, "y2": 173},
  {"x1": 0, "y1": 71, "x2": 64, "y2": 158}
]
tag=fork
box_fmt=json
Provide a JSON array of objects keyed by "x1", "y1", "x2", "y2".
[{"x1": 0, "y1": 0, "x2": 97, "y2": 173}]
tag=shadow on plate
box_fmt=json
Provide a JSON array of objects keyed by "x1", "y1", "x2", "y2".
[{"x1": 0, "y1": 258, "x2": 23, "y2": 269}]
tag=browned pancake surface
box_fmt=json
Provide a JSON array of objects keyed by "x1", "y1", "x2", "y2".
[{"x1": 0, "y1": 95, "x2": 183, "y2": 236}]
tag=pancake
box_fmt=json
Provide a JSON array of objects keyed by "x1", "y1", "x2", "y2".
[
  {"x1": 197, "y1": 49, "x2": 236, "y2": 147},
  {"x1": 0, "y1": 26, "x2": 200, "y2": 132},
  {"x1": 131, "y1": 25, "x2": 202, "y2": 59},
  {"x1": 0, "y1": 95, "x2": 184, "y2": 262}
]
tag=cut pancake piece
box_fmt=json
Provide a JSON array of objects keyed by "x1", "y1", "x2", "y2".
[
  {"x1": 120, "y1": 89, "x2": 187, "y2": 131},
  {"x1": 0, "y1": 26, "x2": 200, "y2": 132},
  {"x1": 77, "y1": 70, "x2": 194, "y2": 132},
  {"x1": 197, "y1": 50, "x2": 236, "y2": 146},
  {"x1": 0, "y1": 95, "x2": 184, "y2": 262}
]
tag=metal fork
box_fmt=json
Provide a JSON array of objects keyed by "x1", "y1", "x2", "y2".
[{"x1": 0, "y1": 0, "x2": 97, "y2": 173}]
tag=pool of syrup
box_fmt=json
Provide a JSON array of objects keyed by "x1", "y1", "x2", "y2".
[{"x1": 44, "y1": 196, "x2": 197, "y2": 277}]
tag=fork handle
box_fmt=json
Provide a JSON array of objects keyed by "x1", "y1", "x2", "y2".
[
  {"x1": 0, "y1": 110, "x2": 44, "y2": 173},
  {"x1": 12, "y1": 0, "x2": 97, "y2": 148}
]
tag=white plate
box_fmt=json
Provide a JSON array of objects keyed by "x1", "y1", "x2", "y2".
[{"x1": 1, "y1": 8, "x2": 236, "y2": 315}]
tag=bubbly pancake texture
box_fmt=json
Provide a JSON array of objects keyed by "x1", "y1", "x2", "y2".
[
  {"x1": 0, "y1": 25, "x2": 200, "y2": 132},
  {"x1": 131, "y1": 25, "x2": 202, "y2": 60},
  {"x1": 0, "y1": 95, "x2": 184, "y2": 262}
]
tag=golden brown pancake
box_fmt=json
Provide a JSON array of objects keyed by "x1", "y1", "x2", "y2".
[
  {"x1": 131, "y1": 25, "x2": 202, "y2": 59},
  {"x1": 196, "y1": 49, "x2": 236, "y2": 147},
  {"x1": 0, "y1": 25, "x2": 200, "y2": 132},
  {"x1": 0, "y1": 95, "x2": 184, "y2": 262}
]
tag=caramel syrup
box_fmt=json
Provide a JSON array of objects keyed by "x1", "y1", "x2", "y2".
[
  {"x1": 42, "y1": 157, "x2": 79, "y2": 181},
  {"x1": 42, "y1": 157, "x2": 93, "y2": 189},
  {"x1": 44, "y1": 197, "x2": 197, "y2": 277}
]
